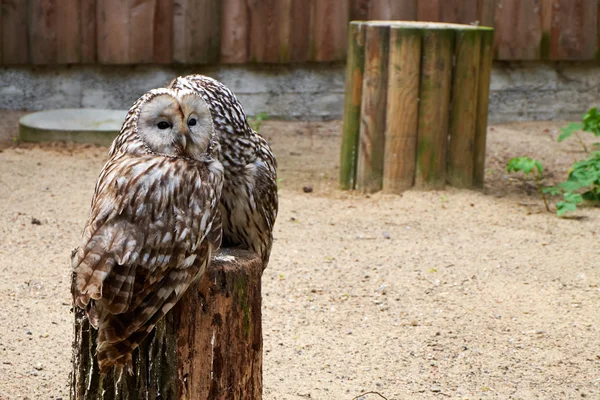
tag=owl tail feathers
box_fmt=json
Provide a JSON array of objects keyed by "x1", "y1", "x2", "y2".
[{"x1": 96, "y1": 319, "x2": 152, "y2": 375}]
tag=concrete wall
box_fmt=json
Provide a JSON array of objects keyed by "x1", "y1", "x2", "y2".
[{"x1": 0, "y1": 62, "x2": 599, "y2": 123}]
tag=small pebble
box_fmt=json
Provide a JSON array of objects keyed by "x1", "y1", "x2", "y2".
[
  {"x1": 31, "y1": 218, "x2": 41, "y2": 225},
  {"x1": 34, "y1": 363, "x2": 43, "y2": 371},
  {"x1": 383, "y1": 231, "x2": 391, "y2": 239},
  {"x1": 303, "y1": 186, "x2": 313, "y2": 193},
  {"x1": 430, "y1": 386, "x2": 441, "y2": 393}
]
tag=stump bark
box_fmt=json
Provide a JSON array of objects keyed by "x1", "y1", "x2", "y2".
[{"x1": 70, "y1": 248, "x2": 263, "y2": 400}]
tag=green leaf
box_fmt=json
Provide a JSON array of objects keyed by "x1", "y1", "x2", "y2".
[
  {"x1": 558, "y1": 122, "x2": 583, "y2": 142},
  {"x1": 542, "y1": 186, "x2": 561, "y2": 195},
  {"x1": 563, "y1": 192, "x2": 584, "y2": 204},
  {"x1": 506, "y1": 157, "x2": 543, "y2": 177},
  {"x1": 556, "y1": 201, "x2": 577, "y2": 216}
]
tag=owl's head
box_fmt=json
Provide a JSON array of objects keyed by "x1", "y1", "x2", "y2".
[{"x1": 128, "y1": 88, "x2": 215, "y2": 159}]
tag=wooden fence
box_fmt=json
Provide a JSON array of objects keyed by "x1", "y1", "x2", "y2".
[{"x1": 0, "y1": 0, "x2": 598, "y2": 65}]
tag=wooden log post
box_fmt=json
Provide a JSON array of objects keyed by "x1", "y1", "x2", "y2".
[
  {"x1": 473, "y1": 29, "x2": 494, "y2": 188},
  {"x1": 71, "y1": 248, "x2": 263, "y2": 400},
  {"x1": 356, "y1": 23, "x2": 390, "y2": 193},
  {"x1": 340, "y1": 22, "x2": 366, "y2": 190},
  {"x1": 447, "y1": 27, "x2": 482, "y2": 188},
  {"x1": 339, "y1": 21, "x2": 494, "y2": 192},
  {"x1": 414, "y1": 26, "x2": 454, "y2": 189},
  {"x1": 383, "y1": 26, "x2": 422, "y2": 193}
]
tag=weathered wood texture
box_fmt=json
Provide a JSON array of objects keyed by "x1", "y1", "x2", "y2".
[
  {"x1": 356, "y1": 23, "x2": 389, "y2": 193},
  {"x1": 340, "y1": 22, "x2": 366, "y2": 190},
  {"x1": 473, "y1": 29, "x2": 495, "y2": 188},
  {"x1": 415, "y1": 27, "x2": 453, "y2": 189},
  {"x1": 4, "y1": 0, "x2": 600, "y2": 64},
  {"x1": 71, "y1": 249, "x2": 263, "y2": 400},
  {"x1": 448, "y1": 28, "x2": 482, "y2": 188},
  {"x1": 383, "y1": 27, "x2": 421, "y2": 193}
]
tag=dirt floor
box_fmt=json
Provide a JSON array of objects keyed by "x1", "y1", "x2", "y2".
[{"x1": 1, "y1": 116, "x2": 599, "y2": 399}]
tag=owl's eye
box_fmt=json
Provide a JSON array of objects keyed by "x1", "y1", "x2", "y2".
[
  {"x1": 188, "y1": 118, "x2": 197, "y2": 127},
  {"x1": 157, "y1": 121, "x2": 170, "y2": 130}
]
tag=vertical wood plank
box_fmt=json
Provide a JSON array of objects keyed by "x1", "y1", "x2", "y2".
[
  {"x1": 356, "y1": 23, "x2": 389, "y2": 193},
  {"x1": 440, "y1": 0, "x2": 478, "y2": 24},
  {"x1": 2, "y1": 0, "x2": 29, "y2": 64},
  {"x1": 153, "y1": 0, "x2": 173, "y2": 64},
  {"x1": 28, "y1": 0, "x2": 57, "y2": 64},
  {"x1": 540, "y1": 0, "x2": 554, "y2": 59},
  {"x1": 494, "y1": 0, "x2": 542, "y2": 60},
  {"x1": 551, "y1": 0, "x2": 597, "y2": 59},
  {"x1": 220, "y1": 0, "x2": 248, "y2": 63},
  {"x1": 473, "y1": 29, "x2": 495, "y2": 188},
  {"x1": 312, "y1": 0, "x2": 349, "y2": 61},
  {"x1": 448, "y1": 28, "x2": 482, "y2": 188},
  {"x1": 350, "y1": 0, "x2": 370, "y2": 21},
  {"x1": 129, "y1": 0, "x2": 156, "y2": 63},
  {"x1": 289, "y1": 0, "x2": 312, "y2": 62},
  {"x1": 389, "y1": 0, "x2": 418, "y2": 20},
  {"x1": 369, "y1": 0, "x2": 418, "y2": 20},
  {"x1": 340, "y1": 22, "x2": 366, "y2": 190},
  {"x1": 417, "y1": 0, "x2": 441, "y2": 21},
  {"x1": 477, "y1": 0, "x2": 497, "y2": 27},
  {"x1": 172, "y1": 0, "x2": 187, "y2": 63},
  {"x1": 80, "y1": 0, "x2": 97, "y2": 63},
  {"x1": 383, "y1": 27, "x2": 421, "y2": 193},
  {"x1": 174, "y1": 0, "x2": 222, "y2": 64},
  {"x1": 97, "y1": 0, "x2": 131, "y2": 63},
  {"x1": 56, "y1": 0, "x2": 81, "y2": 63},
  {"x1": 415, "y1": 28, "x2": 454, "y2": 188},
  {"x1": 189, "y1": 0, "x2": 222, "y2": 64},
  {"x1": 248, "y1": 0, "x2": 290, "y2": 63}
]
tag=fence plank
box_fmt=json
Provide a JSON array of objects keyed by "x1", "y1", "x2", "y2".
[
  {"x1": 56, "y1": 0, "x2": 81, "y2": 63},
  {"x1": 153, "y1": 0, "x2": 172, "y2": 63},
  {"x1": 494, "y1": 0, "x2": 542, "y2": 59},
  {"x1": 80, "y1": 0, "x2": 96, "y2": 63},
  {"x1": 551, "y1": 0, "x2": 597, "y2": 59},
  {"x1": 220, "y1": 0, "x2": 248, "y2": 63},
  {"x1": 129, "y1": 0, "x2": 156, "y2": 63},
  {"x1": 248, "y1": 0, "x2": 290, "y2": 63},
  {"x1": 290, "y1": 0, "x2": 312, "y2": 62},
  {"x1": 417, "y1": 0, "x2": 441, "y2": 21},
  {"x1": 367, "y1": 0, "x2": 417, "y2": 20},
  {"x1": 477, "y1": 0, "x2": 496, "y2": 27},
  {"x1": 2, "y1": 0, "x2": 29, "y2": 64},
  {"x1": 350, "y1": 0, "x2": 370, "y2": 21},
  {"x1": 174, "y1": 0, "x2": 221, "y2": 64},
  {"x1": 97, "y1": 0, "x2": 131, "y2": 63},
  {"x1": 312, "y1": 0, "x2": 349, "y2": 61},
  {"x1": 440, "y1": 0, "x2": 478, "y2": 23},
  {"x1": 29, "y1": 0, "x2": 57, "y2": 64}
]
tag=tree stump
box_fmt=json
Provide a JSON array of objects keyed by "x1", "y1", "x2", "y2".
[
  {"x1": 339, "y1": 21, "x2": 494, "y2": 192},
  {"x1": 70, "y1": 248, "x2": 263, "y2": 400}
]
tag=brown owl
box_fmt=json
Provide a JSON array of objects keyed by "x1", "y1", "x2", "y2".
[
  {"x1": 168, "y1": 75, "x2": 278, "y2": 268},
  {"x1": 71, "y1": 88, "x2": 224, "y2": 372}
]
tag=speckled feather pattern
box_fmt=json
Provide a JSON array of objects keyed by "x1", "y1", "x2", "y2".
[
  {"x1": 169, "y1": 75, "x2": 278, "y2": 266},
  {"x1": 71, "y1": 88, "x2": 224, "y2": 372}
]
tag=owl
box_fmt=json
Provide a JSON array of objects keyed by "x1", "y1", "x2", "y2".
[
  {"x1": 71, "y1": 87, "x2": 224, "y2": 372},
  {"x1": 168, "y1": 75, "x2": 278, "y2": 268}
]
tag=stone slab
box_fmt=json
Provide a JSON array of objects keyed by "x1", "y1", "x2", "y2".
[{"x1": 19, "y1": 109, "x2": 126, "y2": 145}]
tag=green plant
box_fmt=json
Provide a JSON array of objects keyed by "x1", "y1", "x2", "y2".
[
  {"x1": 506, "y1": 157, "x2": 550, "y2": 212},
  {"x1": 547, "y1": 151, "x2": 600, "y2": 216},
  {"x1": 248, "y1": 112, "x2": 269, "y2": 132},
  {"x1": 544, "y1": 108, "x2": 600, "y2": 215},
  {"x1": 557, "y1": 107, "x2": 600, "y2": 152}
]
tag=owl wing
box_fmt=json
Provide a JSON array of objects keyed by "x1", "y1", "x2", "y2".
[{"x1": 72, "y1": 154, "x2": 222, "y2": 318}]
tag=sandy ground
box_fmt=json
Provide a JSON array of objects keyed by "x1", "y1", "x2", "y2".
[{"x1": 1, "y1": 118, "x2": 599, "y2": 400}]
